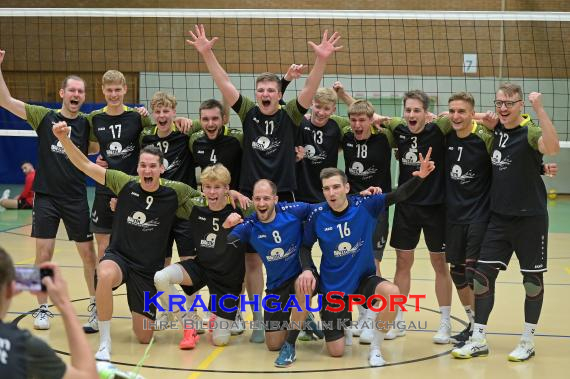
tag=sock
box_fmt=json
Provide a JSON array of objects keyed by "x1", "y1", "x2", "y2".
[
  {"x1": 464, "y1": 306, "x2": 475, "y2": 327},
  {"x1": 286, "y1": 329, "x2": 301, "y2": 345},
  {"x1": 522, "y1": 322, "x2": 537, "y2": 342},
  {"x1": 396, "y1": 306, "x2": 405, "y2": 330},
  {"x1": 1, "y1": 189, "x2": 10, "y2": 200},
  {"x1": 440, "y1": 306, "x2": 451, "y2": 322},
  {"x1": 357, "y1": 304, "x2": 366, "y2": 322},
  {"x1": 371, "y1": 328, "x2": 386, "y2": 351},
  {"x1": 98, "y1": 320, "x2": 111, "y2": 346},
  {"x1": 366, "y1": 308, "x2": 377, "y2": 329},
  {"x1": 250, "y1": 294, "x2": 263, "y2": 322},
  {"x1": 472, "y1": 323, "x2": 487, "y2": 341},
  {"x1": 89, "y1": 296, "x2": 96, "y2": 305}
]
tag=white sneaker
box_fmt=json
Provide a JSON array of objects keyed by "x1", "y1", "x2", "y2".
[
  {"x1": 451, "y1": 338, "x2": 489, "y2": 359},
  {"x1": 385, "y1": 327, "x2": 406, "y2": 340},
  {"x1": 432, "y1": 320, "x2": 452, "y2": 344},
  {"x1": 231, "y1": 312, "x2": 245, "y2": 336},
  {"x1": 1, "y1": 189, "x2": 10, "y2": 200},
  {"x1": 33, "y1": 305, "x2": 53, "y2": 330},
  {"x1": 83, "y1": 302, "x2": 99, "y2": 333},
  {"x1": 359, "y1": 325, "x2": 374, "y2": 344},
  {"x1": 344, "y1": 328, "x2": 353, "y2": 346},
  {"x1": 369, "y1": 348, "x2": 386, "y2": 367},
  {"x1": 508, "y1": 340, "x2": 535, "y2": 362},
  {"x1": 95, "y1": 345, "x2": 111, "y2": 361}
]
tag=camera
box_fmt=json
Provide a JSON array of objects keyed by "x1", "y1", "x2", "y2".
[{"x1": 14, "y1": 266, "x2": 54, "y2": 292}]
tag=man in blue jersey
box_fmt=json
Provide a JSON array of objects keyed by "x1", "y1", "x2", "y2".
[{"x1": 300, "y1": 150, "x2": 435, "y2": 367}]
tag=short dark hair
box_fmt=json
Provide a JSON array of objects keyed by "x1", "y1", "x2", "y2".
[
  {"x1": 140, "y1": 145, "x2": 164, "y2": 166},
  {"x1": 404, "y1": 90, "x2": 430, "y2": 110},
  {"x1": 255, "y1": 72, "x2": 281, "y2": 92},
  {"x1": 320, "y1": 167, "x2": 348, "y2": 184},
  {"x1": 253, "y1": 179, "x2": 277, "y2": 195},
  {"x1": 199, "y1": 99, "x2": 224, "y2": 118},
  {"x1": 0, "y1": 247, "x2": 15, "y2": 291},
  {"x1": 61, "y1": 75, "x2": 86, "y2": 90},
  {"x1": 497, "y1": 82, "x2": 523, "y2": 99}
]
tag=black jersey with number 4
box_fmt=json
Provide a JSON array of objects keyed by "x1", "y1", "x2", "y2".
[
  {"x1": 295, "y1": 115, "x2": 347, "y2": 203},
  {"x1": 445, "y1": 122, "x2": 494, "y2": 224},
  {"x1": 490, "y1": 115, "x2": 546, "y2": 216},
  {"x1": 233, "y1": 95, "x2": 306, "y2": 193},
  {"x1": 140, "y1": 125, "x2": 196, "y2": 187},
  {"x1": 104, "y1": 170, "x2": 201, "y2": 273},
  {"x1": 342, "y1": 126, "x2": 394, "y2": 194},
  {"x1": 24, "y1": 104, "x2": 90, "y2": 198},
  {"x1": 386, "y1": 117, "x2": 451, "y2": 205},
  {"x1": 88, "y1": 106, "x2": 152, "y2": 195},
  {"x1": 190, "y1": 125, "x2": 243, "y2": 190},
  {"x1": 187, "y1": 201, "x2": 245, "y2": 283}
]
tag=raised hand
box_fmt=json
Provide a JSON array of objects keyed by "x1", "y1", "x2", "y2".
[
  {"x1": 413, "y1": 147, "x2": 435, "y2": 178},
  {"x1": 528, "y1": 92, "x2": 543, "y2": 111},
  {"x1": 186, "y1": 24, "x2": 219, "y2": 54},
  {"x1": 284, "y1": 64, "x2": 306, "y2": 81},
  {"x1": 308, "y1": 30, "x2": 342, "y2": 60},
  {"x1": 332, "y1": 81, "x2": 345, "y2": 94},
  {"x1": 52, "y1": 121, "x2": 71, "y2": 140},
  {"x1": 222, "y1": 212, "x2": 244, "y2": 228}
]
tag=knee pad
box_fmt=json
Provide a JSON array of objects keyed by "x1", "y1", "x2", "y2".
[
  {"x1": 212, "y1": 317, "x2": 232, "y2": 346},
  {"x1": 465, "y1": 261, "x2": 476, "y2": 290},
  {"x1": 472, "y1": 263, "x2": 499, "y2": 298},
  {"x1": 153, "y1": 270, "x2": 171, "y2": 291},
  {"x1": 450, "y1": 264, "x2": 468, "y2": 290},
  {"x1": 154, "y1": 265, "x2": 184, "y2": 291},
  {"x1": 523, "y1": 272, "x2": 544, "y2": 300}
]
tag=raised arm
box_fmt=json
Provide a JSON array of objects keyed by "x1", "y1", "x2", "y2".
[
  {"x1": 297, "y1": 31, "x2": 342, "y2": 109},
  {"x1": 530, "y1": 92, "x2": 560, "y2": 155},
  {"x1": 332, "y1": 80, "x2": 356, "y2": 106},
  {"x1": 0, "y1": 50, "x2": 27, "y2": 119},
  {"x1": 186, "y1": 25, "x2": 240, "y2": 106},
  {"x1": 52, "y1": 121, "x2": 106, "y2": 184}
]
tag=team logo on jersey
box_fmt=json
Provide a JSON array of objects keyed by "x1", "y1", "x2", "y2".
[
  {"x1": 333, "y1": 240, "x2": 364, "y2": 258},
  {"x1": 106, "y1": 142, "x2": 136, "y2": 158},
  {"x1": 252, "y1": 136, "x2": 281, "y2": 154},
  {"x1": 491, "y1": 150, "x2": 512, "y2": 170},
  {"x1": 348, "y1": 161, "x2": 377, "y2": 179},
  {"x1": 266, "y1": 245, "x2": 296, "y2": 262},
  {"x1": 304, "y1": 144, "x2": 327, "y2": 163},
  {"x1": 450, "y1": 164, "x2": 476, "y2": 184},
  {"x1": 127, "y1": 211, "x2": 160, "y2": 231},
  {"x1": 50, "y1": 140, "x2": 68, "y2": 155},
  {"x1": 200, "y1": 233, "x2": 217, "y2": 248},
  {"x1": 401, "y1": 151, "x2": 420, "y2": 167}
]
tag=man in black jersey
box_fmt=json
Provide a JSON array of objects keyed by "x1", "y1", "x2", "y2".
[
  {"x1": 154, "y1": 164, "x2": 246, "y2": 349},
  {"x1": 0, "y1": 250, "x2": 97, "y2": 379},
  {"x1": 52, "y1": 122, "x2": 204, "y2": 361},
  {"x1": 452, "y1": 83, "x2": 560, "y2": 361},
  {"x1": 186, "y1": 24, "x2": 342, "y2": 202},
  {"x1": 0, "y1": 50, "x2": 97, "y2": 332}
]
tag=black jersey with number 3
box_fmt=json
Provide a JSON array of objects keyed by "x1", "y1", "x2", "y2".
[
  {"x1": 233, "y1": 95, "x2": 306, "y2": 193},
  {"x1": 342, "y1": 127, "x2": 394, "y2": 194},
  {"x1": 445, "y1": 123, "x2": 494, "y2": 224},
  {"x1": 295, "y1": 116, "x2": 347, "y2": 202},
  {"x1": 141, "y1": 126, "x2": 196, "y2": 187},
  {"x1": 490, "y1": 116, "x2": 546, "y2": 216},
  {"x1": 387, "y1": 117, "x2": 451, "y2": 205}
]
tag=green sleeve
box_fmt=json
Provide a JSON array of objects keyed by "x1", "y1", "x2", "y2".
[
  {"x1": 188, "y1": 130, "x2": 203, "y2": 152},
  {"x1": 228, "y1": 128, "x2": 244, "y2": 147},
  {"x1": 341, "y1": 124, "x2": 352, "y2": 138},
  {"x1": 284, "y1": 98, "x2": 306, "y2": 127},
  {"x1": 24, "y1": 104, "x2": 50, "y2": 131},
  {"x1": 242, "y1": 203, "x2": 256, "y2": 217},
  {"x1": 379, "y1": 127, "x2": 396, "y2": 148},
  {"x1": 386, "y1": 117, "x2": 406, "y2": 132},
  {"x1": 474, "y1": 124, "x2": 495, "y2": 154},
  {"x1": 165, "y1": 180, "x2": 202, "y2": 219},
  {"x1": 330, "y1": 115, "x2": 350, "y2": 138},
  {"x1": 140, "y1": 126, "x2": 156, "y2": 146},
  {"x1": 142, "y1": 114, "x2": 153, "y2": 128},
  {"x1": 25, "y1": 332, "x2": 67, "y2": 379},
  {"x1": 235, "y1": 96, "x2": 257, "y2": 124},
  {"x1": 105, "y1": 169, "x2": 134, "y2": 196},
  {"x1": 435, "y1": 116, "x2": 453, "y2": 135},
  {"x1": 86, "y1": 108, "x2": 103, "y2": 142},
  {"x1": 527, "y1": 125, "x2": 542, "y2": 151},
  {"x1": 189, "y1": 120, "x2": 203, "y2": 135}
]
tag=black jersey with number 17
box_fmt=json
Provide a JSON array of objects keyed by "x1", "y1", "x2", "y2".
[{"x1": 233, "y1": 95, "x2": 306, "y2": 193}]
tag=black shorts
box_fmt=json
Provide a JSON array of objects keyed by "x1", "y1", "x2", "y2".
[
  {"x1": 17, "y1": 199, "x2": 33, "y2": 209},
  {"x1": 390, "y1": 202, "x2": 446, "y2": 252},
  {"x1": 178, "y1": 259, "x2": 244, "y2": 321},
  {"x1": 478, "y1": 213, "x2": 548, "y2": 272},
  {"x1": 372, "y1": 208, "x2": 389, "y2": 260},
  {"x1": 31, "y1": 193, "x2": 93, "y2": 242},
  {"x1": 100, "y1": 252, "x2": 157, "y2": 320},
  {"x1": 264, "y1": 270, "x2": 319, "y2": 332},
  {"x1": 445, "y1": 222, "x2": 487, "y2": 265},
  {"x1": 90, "y1": 192, "x2": 115, "y2": 234},
  {"x1": 166, "y1": 217, "x2": 195, "y2": 258},
  {"x1": 320, "y1": 275, "x2": 387, "y2": 342}
]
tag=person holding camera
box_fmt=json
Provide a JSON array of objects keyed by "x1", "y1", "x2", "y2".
[{"x1": 0, "y1": 247, "x2": 97, "y2": 379}]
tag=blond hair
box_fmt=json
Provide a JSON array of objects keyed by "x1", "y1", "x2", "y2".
[
  {"x1": 102, "y1": 70, "x2": 126, "y2": 86},
  {"x1": 150, "y1": 91, "x2": 177, "y2": 111},
  {"x1": 497, "y1": 82, "x2": 523, "y2": 99},
  {"x1": 348, "y1": 99, "x2": 375, "y2": 118},
  {"x1": 200, "y1": 164, "x2": 231, "y2": 186},
  {"x1": 448, "y1": 91, "x2": 475, "y2": 109},
  {"x1": 313, "y1": 87, "x2": 337, "y2": 105}
]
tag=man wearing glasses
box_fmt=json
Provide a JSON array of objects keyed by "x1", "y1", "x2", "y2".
[{"x1": 452, "y1": 83, "x2": 560, "y2": 362}]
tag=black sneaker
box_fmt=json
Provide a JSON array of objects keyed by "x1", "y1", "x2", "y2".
[{"x1": 450, "y1": 323, "x2": 472, "y2": 345}]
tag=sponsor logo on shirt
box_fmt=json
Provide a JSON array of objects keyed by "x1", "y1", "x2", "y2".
[
  {"x1": 304, "y1": 144, "x2": 327, "y2": 163},
  {"x1": 449, "y1": 164, "x2": 476, "y2": 184},
  {"x1": 333, "y1": 240, "x2": 364, "y2": 258},
  {"x1": 130, "y1": 192, "x2": 140, "y2": 197},
  {"x1": 50, "y1": 140, "x2": 68, "y2": 155},
  {"x1": 401, "y1": 150, "x2": 420, "y2": 167},
  {"x1": 200, "y1": 233, "x2": 217, "y2": 248},
  {"x1": 491, "y1": 150, "x2": 512, "y2": 170},
  {"x1": 252, "y1": 136, "x2": 281, "y2": 154},
  {"x1": 126, "y1": 211, "x2": 160, "y2": 231},
  {"x1": 106, "y1": 142, "x2": 136, "y2": 158},
  {"x1": 348, "y1": 161, "x2": 377, "y2": 179},
  {"x1": 266, "y1": 244, "x2": 296, "y2": 262}
]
